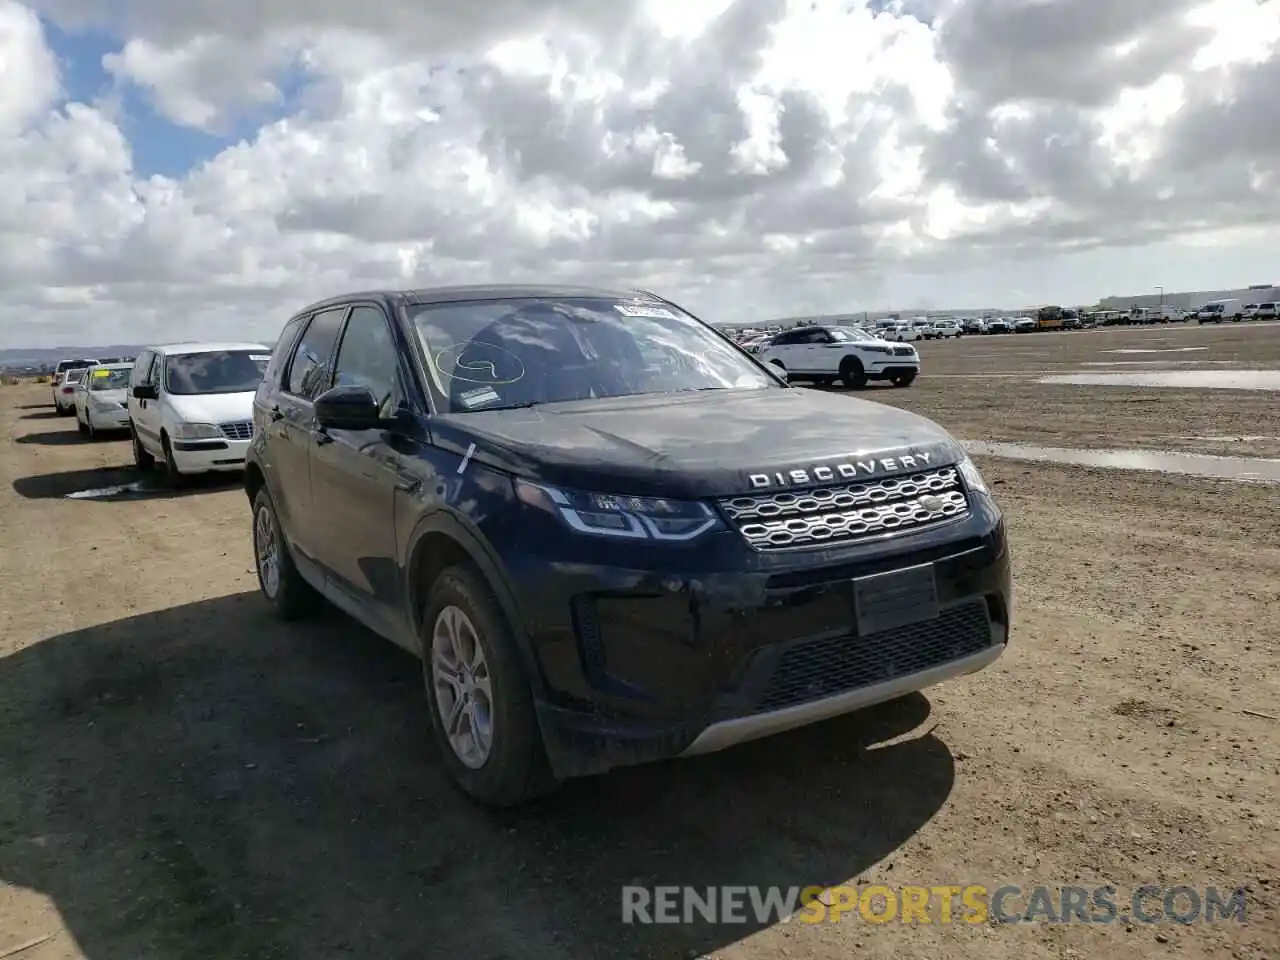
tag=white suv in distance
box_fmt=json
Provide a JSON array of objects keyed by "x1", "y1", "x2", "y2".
[
  {"x1": 128, "y1": 342, "x2": 272, "y2": 485},
  {"x1": 931, "y1": 319, "x2": 963, "y2": 338},
  {"x1": 757, "y1": 324, "x2": 919, "y2": 388},
  {"x1": 74, "y1": 362, "x2": 133, "y2": 438}
]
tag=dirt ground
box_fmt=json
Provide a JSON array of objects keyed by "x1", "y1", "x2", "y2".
[{"x1": 0, "y1": 322, "x2": 1276, "y2": 960}]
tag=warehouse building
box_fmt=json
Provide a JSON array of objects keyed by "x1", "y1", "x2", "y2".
[{"x1": 1099, "y1": 283, "x2": 1280, "y2": 312}]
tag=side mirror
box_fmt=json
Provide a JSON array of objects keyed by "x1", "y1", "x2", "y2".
[
  {"x1": 132, "y1": 384, "x2": 157, "y2": 400},
  {"x1": 315, "y1": 384, "x2": 382, "y2": 431}
]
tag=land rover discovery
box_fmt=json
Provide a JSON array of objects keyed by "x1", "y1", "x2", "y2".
[{"x1": 244, "y1": 285, "x2": 1012, "y2": 806}]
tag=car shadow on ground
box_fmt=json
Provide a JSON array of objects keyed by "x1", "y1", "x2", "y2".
[
  {"x1": 0, "y1": 593, "x2": 955, "y2": 960},
  {"x1": 19, "y1": 410, "x2": 62, "y2": 420},
  {"x1": 11, "y1": 465, "x2": 243, "y2": 501},
  {"x1": 13, "y1": 428, "x2": 102, "y2": 446}
]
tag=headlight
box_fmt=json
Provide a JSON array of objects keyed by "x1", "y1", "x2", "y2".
[
  {"x1": 171, "y1": 422, "x2": 222, "y2": 439},
  {"x1": 862, "y1": 345, "x2": 891, "y2": 354},
  {"x1": 957, "y1": 455, "x2": 989, "y2": 494},
  {"x1": 516, "y1": 480, "x2": 722, "y2": 541}
]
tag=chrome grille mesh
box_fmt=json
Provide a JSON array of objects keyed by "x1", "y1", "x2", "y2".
[
  {"x1": 720, "y1": 466, "x2": 968, "y2": 550},
  {"x1": 219, "y1": 420, "x2": 254, "y2": 441}
]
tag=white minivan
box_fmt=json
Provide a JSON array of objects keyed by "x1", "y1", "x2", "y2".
[{"x1": 128, "y1": 342, "x2": 272, "y2": 484}]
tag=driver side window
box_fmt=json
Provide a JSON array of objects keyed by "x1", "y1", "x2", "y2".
[{"x1": 332, "y1": 306, "x2": 402, "y2": 416}]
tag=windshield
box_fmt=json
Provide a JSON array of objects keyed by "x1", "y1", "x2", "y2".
[
  {"x1": 164, "y1": 350, "x2": 270, "y2": 395},
  {"x1": 89, "y1": 368, "x2": 131, "y2": 390},
  {"x1": 411, "y1": 297, "x2": 775, "y2": 413}
]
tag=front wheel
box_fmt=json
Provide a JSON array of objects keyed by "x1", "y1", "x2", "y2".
[
  {"x1": 840, "y1": 356, "x2": 868, "y2": 389},
  {"x1": 421, "y1": 565, "x2": 555, "y2": 807},
  {"x1": 160, "y1": 435, "x2": 188, "y2": 488},
  {"x1": 252, "y1": 488, "x2": 319, "y2": 620},
  {"x1": 131, "y1": 424, "x2": 155, "y2": 470}
]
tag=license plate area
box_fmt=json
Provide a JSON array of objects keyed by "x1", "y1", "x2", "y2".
[{"x1": 852, "y1": 562, "x2": 939, "y2": 635}]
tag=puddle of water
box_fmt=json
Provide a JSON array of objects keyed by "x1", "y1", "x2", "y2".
[
  {"x1": 1080, "y1": 360, "x2": 1238, "y2": 366},
  {"x1": 66, "y1": 481, "x2": 157, "y2": 500},
  {"x1": 1172, "y1": 435, "x2": 1280, "y2": 443},
  {"x1": 963, "y1": 441, "x2": 1280, "y2": 483},
  {"x1": 1040, "y1": 370, "x2": 1280, "y2": 390},
  {"x1": 1104, "y1": 347, "x2": 1207, "y2": 354}
]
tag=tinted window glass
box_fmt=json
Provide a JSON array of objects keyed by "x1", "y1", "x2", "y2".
[
  {"x1": 287, "y1": 308, "x2": 347, "y2": 399},
  {"x1": 332, "y1": 306, "x2": 400, "y2": 412},
  {"x1": 65, "y1": 367, "x2": 88, "y2": 384},
  {"x1": 411, "y1": 296, "x2": 774, "y2": 413},
  {"x1": 265, "y1": 316, "x2": 305, "y2": 386},
  {"x1": 164, "y1": 350, "x2": 270, "y2": 395}
]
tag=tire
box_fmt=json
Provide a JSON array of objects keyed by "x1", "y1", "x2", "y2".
[
  {"x1": 839, "y1": 356, "x2": 868, "y2": 389},
  {"x1": 421, "y1": 565, "x2": 555, "y2": 807},
  {"x1": 160, "y1": 434, "x2": 189, "y2": 488},
  {"x1": 252, "y1": 487, "x2": 319, "y2": 620},
  {"x1": 131, "y1": 424, "x2": 155, "y2": 470},
  {"x1": 57, "y1": 403, "x2": 72, "y2": 417},
  {"x1": 85, "y1": 412, "x2": 96, "y2": 441},
  {"x1": 890, "y1": 372, "x2": 917, "y2": 388}
]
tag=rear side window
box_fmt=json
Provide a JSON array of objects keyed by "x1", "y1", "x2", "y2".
[
  {"x1": 263, "y1": 316, "x2": 306, "y2": 387},
  {"x1": 286, "y1": 307, "x2": 347, "y2": 400}
]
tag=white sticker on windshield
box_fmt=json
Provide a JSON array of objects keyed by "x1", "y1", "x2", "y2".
[
  {"x1": 615, "y1": 303, "x2": 677, "y2": 320},
  {"x1": 250, "y1": 355, "x2": 271, "y2": 361},
  {"x1": 459, "y1": 386, "x2": 500, "y2": 408}
]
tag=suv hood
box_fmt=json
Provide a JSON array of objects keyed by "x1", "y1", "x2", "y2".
[
  {"x1": 166, "y1": 391, "x2": 256, "y2": 423},
  {"x1": 432, "y1": 388, "x2": 964, "y2": 498}
]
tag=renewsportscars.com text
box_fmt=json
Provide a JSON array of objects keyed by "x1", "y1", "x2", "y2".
[{"x1": 621, "y1": 884, "x2": 1247, "y2": 925}]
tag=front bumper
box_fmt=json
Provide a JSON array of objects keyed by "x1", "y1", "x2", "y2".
[
  {"x1": 171, "y1": 437, "x2": 252, "y2": 473},
  {"x1": 865, "y1": 358, "x2": 919, "y2": 380},
  {"x1": 86, "y1": 405, "x2": 130, "y2": 430},
  {"x1": 490, "y1": 495, "x2": 1011, "y2": 780}
]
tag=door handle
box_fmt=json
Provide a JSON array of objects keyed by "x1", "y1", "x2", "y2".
[
  {"x1": 394, "y1": 473, "x2": 421, "y2": 493},
  {"x1": 268, "y1": 405, "x2": 284, "y2": 422}
]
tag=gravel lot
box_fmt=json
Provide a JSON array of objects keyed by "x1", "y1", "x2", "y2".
[{"x1": 1, "y1": 322, "x2": 1276, "y2": 959}]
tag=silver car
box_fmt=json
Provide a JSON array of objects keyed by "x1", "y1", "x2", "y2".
[{"x1": 75, "y1": 363, "x2": 133, "y2": 438}]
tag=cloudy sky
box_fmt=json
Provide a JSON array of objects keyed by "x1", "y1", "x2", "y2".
[{"x1": 2, "y1": 0, "x2": 1278, "y2": 348}]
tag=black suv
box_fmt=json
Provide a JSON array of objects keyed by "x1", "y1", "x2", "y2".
[{"x1": 245, "y1": 285, "x2": 1012, "y2": 806}]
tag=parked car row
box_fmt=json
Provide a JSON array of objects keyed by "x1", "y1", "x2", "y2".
[{"x1": 49, "y1": 284, "x2": 1012, "y2": 809}]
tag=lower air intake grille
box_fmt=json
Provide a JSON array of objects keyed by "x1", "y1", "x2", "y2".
[
  {"x1": 754, "y1": 600, "x2": 992, "y2": 713},
  {"x1": 720, "y1": 466, "x2": 968, "y2": 550}
]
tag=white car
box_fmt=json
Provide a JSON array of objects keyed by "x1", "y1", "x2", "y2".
[
  {"x1": 986, "y1": 318, "x2": 1013, "y2": 334},
  {"x1": 51, "y1": 358, "x2": 98, "y2": 412},
  {"x1": 757, "y1": 324, "x2": 919, "y2": 388},
  {"x1": 881, "y1": 322, "x2": 922, "y2": 342},
  {"x1": 54, "y1": 366, "x2": 91, "y2": 415},
  {"x1": 74, "y1": 362, "x2": 133, "y2": 439},
  {"x1": 1014, "y1": 317, "x2": 1038, "y2": 333},
  {"x1": 1252, "y1": 302, "x2": 1277, "y2": 320},
  {"x1": 128, "y1": 341, "x2": 272, "y2": 485},
  {"x1": 931, "y1": 319, "x2": 963, "y2": 338}
]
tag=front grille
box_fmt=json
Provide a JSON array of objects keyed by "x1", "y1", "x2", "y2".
[
  {"x1": 754, "y1": 600, "x2": 992, "y2": 713},
  {"x1": 219, "y1": 420, "x2": 253, "y2": 441},
  {"x1": 893, "y1": 346, "x2": 914, "y2": 356},
  {"x1": 720, "y1": 466, "x2": 968, "y2": 550}
]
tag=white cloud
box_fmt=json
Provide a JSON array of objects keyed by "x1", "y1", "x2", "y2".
[{"x1": 2, "y1": 0, "x2": 1280, "y2": 347}]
